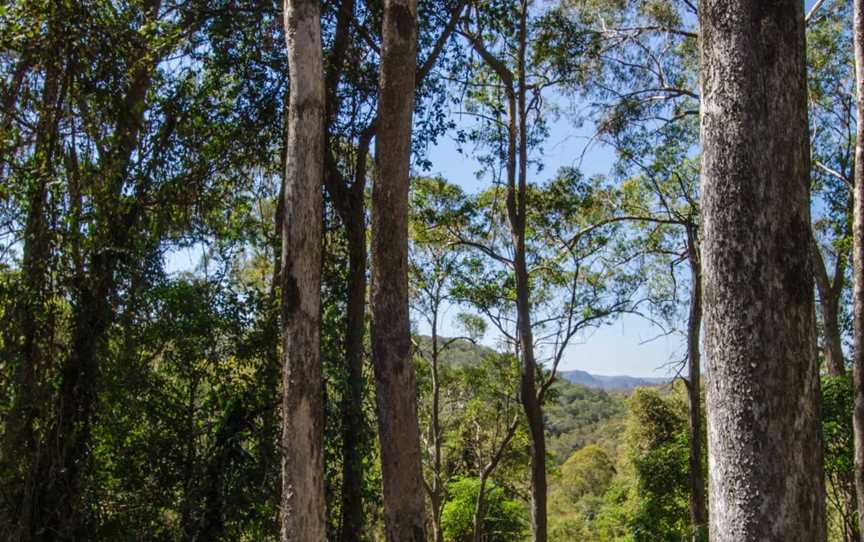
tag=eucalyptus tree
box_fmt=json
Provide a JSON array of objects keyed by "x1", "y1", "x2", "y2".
[
  {"x1": 318, "y1": 2, "x2": 466, "y2": 536},
  {"x1": 452, "y1": 1, "x2": 603, "y2": 538},
  {"x1": 558, "y1": 2, "x2": 707, "y2": 529},
  {"x1": 808, "y1": 0, "x2": 855, "y2": 378},
  {"x1": 408, "y1": 179, "x2": 529, "y2": 540},
  {"x1": 280, "y1": 0, "x2": 327, "y2": 539},
  {"x1": 700, "y1": 1, "x2": 826, "y2": 539},
  {"x1": 369, "y1": 0, "x2": 429, "y2": 539},
  {"x1": 421, "y1": 165, "x2": 641, "y2": 540},
  {"x1": 559, "y1": 1, "x2": 857, "y2": 534},
  {"x1": 410, "y1": 176, "x2": 474, "y2": 542}
]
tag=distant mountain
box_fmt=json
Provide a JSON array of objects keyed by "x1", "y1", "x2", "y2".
[
  {"x1": 414, "y1": 335, "x2": 668, "y2": 390},
  {"x1": 558, "y1": 369, "x2": 668, "y2": 390}
]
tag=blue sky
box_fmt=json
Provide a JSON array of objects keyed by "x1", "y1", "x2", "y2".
[
  {"x1": 417, "y1": 0, "x2": 828, "y2": 378},
  {"x1": 419, "y1": 107, "x2": 682, "y2": 378}
]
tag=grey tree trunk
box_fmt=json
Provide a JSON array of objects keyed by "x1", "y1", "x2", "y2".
[
  {"x1": 370, "y1": 0, "x2": 427, "y2": 540},
  {"x1": 699, "y1": 2, "x2": 826, "y2": 540},
  {"x1": 280, "y1": 0, "x2": 327, "y2": 540},
  {"x1": 852, "y1": 0, "x2": 864, "y2": 537}
]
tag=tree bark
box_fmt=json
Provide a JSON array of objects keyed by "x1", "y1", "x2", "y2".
[
  {"x1": 684, "y1": 226, "x2": 707, "y2": 540},
  {"x1": 280, "y1": 0, "x2": 327, "y2": 540},
  {"x1": 370, "y1": 0, "x2": 426, "y2": 540},
  {"x1": 852, "y1": 0, "x2": 864, "y2": 538},
  {"x1": 337, "y1": 152, "x2": 370, "y2": 542},
  {"x1": 699, "y1": 2, "x2": 826, "y2": 540}
]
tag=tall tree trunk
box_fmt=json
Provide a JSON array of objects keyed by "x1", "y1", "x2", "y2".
[
  {"x1": 511, "y1": 2, "x2": 546, "y2": 540},
  {"x1": 370, "y1": 0, "x2": 426, "y2": 540},
  {"x1": 852, "y1": 0, "x2": 864, "y2": 538},
  {"x1": 684, "y1": 227, "x2": 707, "y2": 540},
  {"x1": 699, "y1": 2, "x2": 826, "y2": 540},
  {"x1": 430, "y1": 303, "x2": 445, "y2": 542},
  {"x1": 513, "y1": 225, "x2": 546, "y2": 542},
  {"x1": 338, "y1": 182, "x2": 368, "y2": 542},
  {"x1": 280, "y1": 0, "x2": 327, "y2": 539},
  {"x1": 813, "y1": 238, "x2": 846, "y2": 376}
]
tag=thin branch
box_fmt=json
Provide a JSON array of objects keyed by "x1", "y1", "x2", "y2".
[
  {"x1": 815, "y1": 160, "x2": 853, "y2": 188},
  {"x1": 805, "y1": 0, "x2": 830, "y2": 25}
]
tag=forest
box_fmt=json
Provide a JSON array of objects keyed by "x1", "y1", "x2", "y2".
[{"x1": 0, "y1": 0, "x2": 860, "y2": 541}]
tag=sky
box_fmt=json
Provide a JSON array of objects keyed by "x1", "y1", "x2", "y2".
[
  {"x1": 415, "y1": 0, "x2": 828, "y2": 377},
  {"x1": 418, "y1": 106, "x2": 683, "y2": 378}
]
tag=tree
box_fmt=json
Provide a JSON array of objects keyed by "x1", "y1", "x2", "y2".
[
  {"x1": 425, "y1": 171, "x2": 639, "y2": 541},
  {"x1": 320, "y1": 3, "x2": 465, "y2": 536},
  {"x1": 455, "y1": 353, "x2": 525, "y2": 542},
  {"x1": 624, "y1": 388, "x2": 691, "y2": 541},
  {"x1": 699, "y1": 2, "x2": 826, "y2": 539},
  {"x1": 452, "y1": 4, "x2": 616, "y2": 537},
  {"x1": 280, "y1": 0, "x2": 326, "y2": 539},
  {"x1": 410, "y1": 176, "x2": 474, "y2": 542},
  {"x1": 441, "y1": 477, "x2": 529, "y2": 542},
  {"x1": 808, "y1": 0, "x2": 855, "y2": 378},
  {"x1": 548, "y1": 444, "x2": 616, "y2": 541},
  {"x1": 853, "y1": 0, "x2": 864, "y2": 537},
  {"x1": 822, "y1": 374, "x2": 859, "y2": 540},
  {"x1": 370, "y1": 0, "x2": 427, "y2": 539},
  {"x1": 550, "y1": 2, "x2": 706, "y2": 531}
]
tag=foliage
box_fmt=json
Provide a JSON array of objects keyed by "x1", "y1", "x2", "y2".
[
  {"x1": 441, "y1": 477, "x2": 528, "y2": 542},
  {"x1": 0, "y1": 0, "x2": 857, "y2": 540},
  {"x1": 545, "y1": 381, "x2": 627, "y2": 462},
  {"x1": 822, "y1": 374, "x2": 859, "y2": 541}
]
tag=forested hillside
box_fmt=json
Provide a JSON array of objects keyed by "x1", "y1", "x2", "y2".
[
  {"x1": 557, "y1": 370, "x2": 668, "y2": 390},
  {"x1": 1, "y1": 0, "x2": 862, "y2": 541}
]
